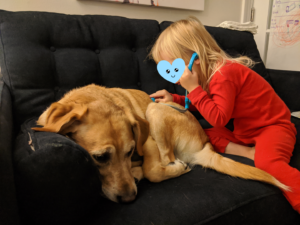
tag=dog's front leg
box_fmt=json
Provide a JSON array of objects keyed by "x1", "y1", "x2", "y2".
[
  {"x1": 154, "y1": 138, "x2": 176, "y2": 166},
  {"x1": 142, "y1": 136, "x2": 190, "y2": 182}
]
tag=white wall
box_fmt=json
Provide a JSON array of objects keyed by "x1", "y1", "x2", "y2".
[
  {"x1": 253, "y1": 0, "x2": 272, "y2": 63},
  {"x1": 0, "y1": 0, "x2": 243, "y2": 26}
]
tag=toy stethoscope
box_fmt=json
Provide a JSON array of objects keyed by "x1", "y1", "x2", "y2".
[{"x1": 151, "y1": 52, "x2": 199, "y2": 113}]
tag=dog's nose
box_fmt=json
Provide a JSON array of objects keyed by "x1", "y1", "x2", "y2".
[{"x1": 117, "y1": 190, "x2": 137, "y2": 203}]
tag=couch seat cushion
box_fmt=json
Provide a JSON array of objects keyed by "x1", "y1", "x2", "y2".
[{"x1": 78, "y1": 156, "x2": 300, "y2": 225}]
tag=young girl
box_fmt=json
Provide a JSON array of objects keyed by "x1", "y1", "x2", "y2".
[{"x1": 149, "y1": 16, "x2": 300, "y2": 214}]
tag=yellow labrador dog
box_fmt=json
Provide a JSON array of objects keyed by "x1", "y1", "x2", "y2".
[{"x1": 33, "y1": 84, "x2": 288, "y2": 203}]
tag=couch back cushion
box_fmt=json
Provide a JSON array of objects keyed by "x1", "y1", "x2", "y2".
[{"x1": 0, "y1": 10, "x2": 268, "y2": 128}]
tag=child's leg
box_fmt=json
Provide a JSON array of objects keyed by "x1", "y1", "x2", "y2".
[
  {"x1": 204, "y1": 127, "x2": 248, "y2": 154},
  {"x1": 253, "y1": 126, "x2": 300, "y2": 213},
  {"x1": 225, "y1": 142, "x2": 255, "y2": 160}
]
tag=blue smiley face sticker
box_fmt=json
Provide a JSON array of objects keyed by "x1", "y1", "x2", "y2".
[{"x1": 157, "y1": 58, "x2": 185, "y2": 84}]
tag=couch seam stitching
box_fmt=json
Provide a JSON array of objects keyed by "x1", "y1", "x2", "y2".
[{"x1": 0, "y1": 19, "x2": 13, "y2": 90}]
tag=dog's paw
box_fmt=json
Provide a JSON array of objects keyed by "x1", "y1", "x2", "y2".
[
  {"x1": 131, "y1": 166, "x2": 144, "y2": 183},
  {"x1": 185, "y1": 166, "x2": 191, "y2": 173},
  {"x1": 176, "y1": 158, "x2": 188, "y2": 168},
  {"x1": 172, "y1": 159, "x2": 191, "y2": 174}
]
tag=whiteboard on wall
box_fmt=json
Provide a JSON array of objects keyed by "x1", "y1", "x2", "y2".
[{"x1": 266, "y1": 0, "x2": 300, "y2": 71}]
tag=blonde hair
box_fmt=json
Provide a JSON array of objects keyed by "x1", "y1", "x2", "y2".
[{"x1": 148, "y1": 16, "x2": 255, "y2": 91}]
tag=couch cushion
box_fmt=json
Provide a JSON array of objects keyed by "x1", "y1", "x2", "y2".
[
  {"x1": 14, "y1": 118, "x2": 102, "y2": 224},
  {"x1": 0, "y1": 81, "x2": 20, "y2": 225},
  {"x1": 77, "y1": 156, "x2": 299, "y2": 225},
  {"x1": 0, "y1": 10, "x2": 268, "y2": 128},
  {"x1": 0, "y1": 10, "x2": 175, "y2": 129},
  {"x1": 268, "y1": 69, "x2": 300, "y2": 112}
]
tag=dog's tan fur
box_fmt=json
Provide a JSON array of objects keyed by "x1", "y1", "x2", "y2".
[{"x1": 33, "y1": 84, "x2": 289, "y2": 203}]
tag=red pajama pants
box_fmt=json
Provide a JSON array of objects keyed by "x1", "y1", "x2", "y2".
[{"x1": 205, "y1": 125, "x2": 300, "y2": 213}]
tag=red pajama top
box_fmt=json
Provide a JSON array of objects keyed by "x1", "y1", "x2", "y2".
[{"x1": 171, "y1": 62, "x2": 293, "y2": 136}]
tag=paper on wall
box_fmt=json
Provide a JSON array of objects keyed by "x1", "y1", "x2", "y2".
[
  {"x1": 291, "y1": 111, "x2": 300, "y2": 119},
  {"x1": 266, "y1": 0, "x2": 300, "y2": 71}
]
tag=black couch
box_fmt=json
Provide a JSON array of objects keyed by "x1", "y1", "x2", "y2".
[{"x1": 0, "y1": 10, "x2": 299, "y2": 225}]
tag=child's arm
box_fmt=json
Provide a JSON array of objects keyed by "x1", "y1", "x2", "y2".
[
  {"x1": 187, "y1": 81, "x2": 236, "y2": 127},
  {"x1": 149, "y1": 90, "x2": 173, "y2": 103},
  {"x1": 149, "y1": 90, "x2": 198, "y2": 111},
  {"x1": 171, "y1": 93, "x2": 198, "y2": 111}
]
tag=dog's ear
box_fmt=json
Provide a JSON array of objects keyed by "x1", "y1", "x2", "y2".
[
  {"x1": 124, "y1": 109, "x2": 149, "y2": 156},
  {"x1": 132, "y1": 115, "x2": 149, "y2": 156},
  {"x1": 32, "y1": 102, "x2": 88, "y2": 134}
]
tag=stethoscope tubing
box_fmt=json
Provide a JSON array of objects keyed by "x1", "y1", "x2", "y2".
[{"x1": 185, "y1": 52, "x2": 199, "y2": 109}]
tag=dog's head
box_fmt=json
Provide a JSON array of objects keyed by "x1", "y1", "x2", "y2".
[{"x1": 32, "y1": 100, "x2": 149, "y2": 203}]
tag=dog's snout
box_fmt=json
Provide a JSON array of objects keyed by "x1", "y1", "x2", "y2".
[{"x1": 117, "y1": 190, "x2": 137, "y2": 203}]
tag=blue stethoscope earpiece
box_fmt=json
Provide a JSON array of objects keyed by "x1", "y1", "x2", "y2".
[
  {"x1": 185, "y1": 52, "x2": 198, "y2": 109},
  {"x1": 188, "y1": 52, "x2": 199, "y2": 71}
]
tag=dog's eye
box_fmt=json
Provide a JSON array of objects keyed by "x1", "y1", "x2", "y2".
[
  {"x1": 66, "y1": 132, "x2": 77, "y2": 141},
  {"x1": 66, "y1": 132, "x2": 73, "y2": 138},
  {"x1": 127, "y1": 147, "x2": 134, "y2": 157},
  {"x1": 93, "y1": 152, "x2": 110, "y2": 163}
]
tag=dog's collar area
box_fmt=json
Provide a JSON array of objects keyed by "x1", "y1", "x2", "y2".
[
  {"x1": 150, "y1": 98, "x2": 187, "y2": 113},
  {"x1": 158, "y1": 103, "x2": 187, "y2": 113}
]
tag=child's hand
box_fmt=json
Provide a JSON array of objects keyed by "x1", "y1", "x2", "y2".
[
  {"x1": 177, "y1": 65, "x2": 199, "y2": 93},
  {"x1": 149, "y1": 89, "x2": 173, "y2": 103}
]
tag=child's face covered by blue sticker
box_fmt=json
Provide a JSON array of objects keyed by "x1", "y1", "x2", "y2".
[{"x1": 157, "y1": 58, "x2": 185, "y2": 84}]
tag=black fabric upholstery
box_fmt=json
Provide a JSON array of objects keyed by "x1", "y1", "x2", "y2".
[
  {"x1": 290, "y1": 118, "x2": 300, "y2": 171},
  {"x1": 0, "y1": 10, "x2": 174, "y2": 129},
  {"x1": 0, "y1": 10, "x2": 299, "y2": 225},
  {"x1": 268, "y1": 69, "x2": 300, "y2": 112},
  {"x1": 76, "y1": 154, "x2": 299, "y2": 225},
  {"x1": 0, "y1": 80, "x2": 20, "y2": 225},
  {"x1": 14, "y1": 118, "x2": 102, "y2": 225}
]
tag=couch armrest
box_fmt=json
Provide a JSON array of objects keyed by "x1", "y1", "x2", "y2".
[
  {"x1": 268, "y1": 69, "x2": 300, "y2": 112},
  {"x1": 0, "y1": 80, "x2": 20, "y2": 225},
  {"x1": 290, "y1": 117, "x2": 300, "y2": 171}
]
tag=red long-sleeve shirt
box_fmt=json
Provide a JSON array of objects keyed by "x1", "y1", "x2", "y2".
[{"x1": 171, "y1": 62, "x2": 293, "y2": 136}]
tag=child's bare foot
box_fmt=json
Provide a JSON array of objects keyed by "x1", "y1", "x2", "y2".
[{"x1": 225, "y1": 142, "x2": 255, "y2": 160}]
